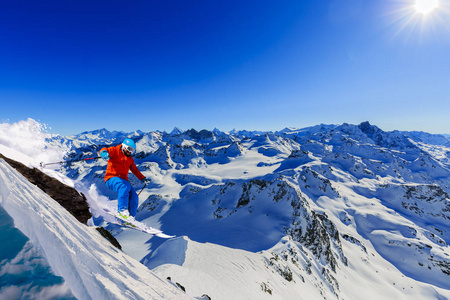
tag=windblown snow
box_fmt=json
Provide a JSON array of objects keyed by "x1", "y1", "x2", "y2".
[{"x1": 1, "y1": 118, "x2": 450, "y2": 300}]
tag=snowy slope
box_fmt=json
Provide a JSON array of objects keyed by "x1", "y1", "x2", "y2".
[
  {"x1": 0, "y1": 204, "x2": 76, "y2": 300},
  {"x1": 0, "y1": 159, "x2": 192, "y2": 300},
  {"x1": 147, "y1": 236, "x2": 450, "y2": 300},
  {"x1": 62, "y1": 121, "x2": 450, "y2": 299},
  {"x1": 1, "y1": 118, "x2": 450, "y2": 300}
]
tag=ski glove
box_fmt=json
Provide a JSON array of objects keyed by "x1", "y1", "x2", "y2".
[
  {"x1": 100, "y1": 150, "x2": 110, "y2": 162},
  {"x1": 141, "y1": 178, "x2": 150, "y2": 184}
]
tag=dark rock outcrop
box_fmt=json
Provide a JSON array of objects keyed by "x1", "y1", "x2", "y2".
[
  {"x1": 1, "y1": 153, "x2": 92, "y2": 224},
  {"x1": 1, "y1": 153, "x2": 121, "y2": 249}
]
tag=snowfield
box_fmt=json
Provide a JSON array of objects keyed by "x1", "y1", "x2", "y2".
[
  {"x1": 0, "y1": 160, "x2": 192, "y2": 300},
  {"x1": 1, "y1": 118, "x2": 450, "y2": 299}
]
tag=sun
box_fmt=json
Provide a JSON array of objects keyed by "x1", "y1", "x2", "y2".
[
  {"x1": 415, "y1": 0, "x2": 439, "y2": 14},
  {"x1": 384, "y1": 0, "x2": 448, "y2": 42}
]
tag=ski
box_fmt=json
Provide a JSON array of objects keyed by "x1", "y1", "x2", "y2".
[{"x1": 103, "y1": 208, "x2": 174, "y2": 238}]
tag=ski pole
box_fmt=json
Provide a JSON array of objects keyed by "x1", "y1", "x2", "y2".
[
  {"x1": 40, "y1": 156, "x2": 101, "y2": 168},
  {"x1": 137, "y1": 182, "x2": 148, "y2": 196}
]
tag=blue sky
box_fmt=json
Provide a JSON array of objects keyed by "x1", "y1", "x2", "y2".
[{"x1": 1, "y1": 0, "x2": 449, "y2": 135}]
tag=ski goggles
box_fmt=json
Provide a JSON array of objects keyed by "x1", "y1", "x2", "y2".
[{"x1": 122, "y1": 144, "x2": 136, "y2": 156}]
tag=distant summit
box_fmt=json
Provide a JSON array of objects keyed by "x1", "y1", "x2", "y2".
[{"x1": 170, "y1": 127, "x2": 184, "y2": 135}]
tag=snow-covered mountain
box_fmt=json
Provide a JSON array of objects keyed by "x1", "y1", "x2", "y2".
[
  {"x1": 0, "y1": 159, "x2": 192, "y2": 300},
  {"x1": 1, "y1": 119, "x2": 450, "y2": 299}
]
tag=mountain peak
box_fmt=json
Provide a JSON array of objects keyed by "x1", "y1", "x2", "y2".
[
  {"x1": 358, "y1": 121, "x2": 382, "y2": 135},
  {"x1": 170, "y1": 127, "x2": 184, "y2": 135}
]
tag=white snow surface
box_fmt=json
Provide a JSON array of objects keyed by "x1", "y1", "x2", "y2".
[
  {"x1": 0, "y1": 160, "x2": 192, "y2": 300},
  {"x1": 148, "y1": 236, "x2": 450, "y2": 300},
  {"x1": 1, "y1": 118, "x2": 450, "y2": 300}
]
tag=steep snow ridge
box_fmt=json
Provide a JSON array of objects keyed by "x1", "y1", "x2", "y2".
[{"x1": 0, "y1": 160, "x2": 192, "y2": 300}]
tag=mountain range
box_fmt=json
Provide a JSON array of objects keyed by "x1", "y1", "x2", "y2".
[{"x1": 1, "y1": 119, "x2": 449, "y2": 299}]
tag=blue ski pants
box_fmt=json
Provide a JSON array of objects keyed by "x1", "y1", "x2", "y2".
[{"x1": 106, "y1": 177, "x2": 139, "y2": 217}]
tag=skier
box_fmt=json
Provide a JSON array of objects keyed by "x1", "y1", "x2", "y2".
[{"x1": 99, "y1": 138, "x2": 148, "y2": 221}]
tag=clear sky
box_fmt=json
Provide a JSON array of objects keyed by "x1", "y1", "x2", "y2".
[{"x1": 1, "y1": 0, "x2": 449, "y2": 135}]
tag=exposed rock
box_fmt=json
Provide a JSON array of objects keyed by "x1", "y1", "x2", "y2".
[
  {"x1": 0, "y1": 153, "x2": 92, "y2": 224},
  {"x1": 0, "y1": 153, "x2": 123, "y2": 250},
  {"x1": 96, "y1": 227, "x2": 122, "y2": 250}
]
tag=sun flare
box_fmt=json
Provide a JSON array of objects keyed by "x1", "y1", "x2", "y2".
[{"x1": 415, "y1": 0, "x2": 439, "y2": 14}]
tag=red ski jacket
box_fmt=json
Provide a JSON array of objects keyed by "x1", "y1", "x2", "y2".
[{"x1": 100, "y1": 144, "x2": 145, "y2": 182}]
